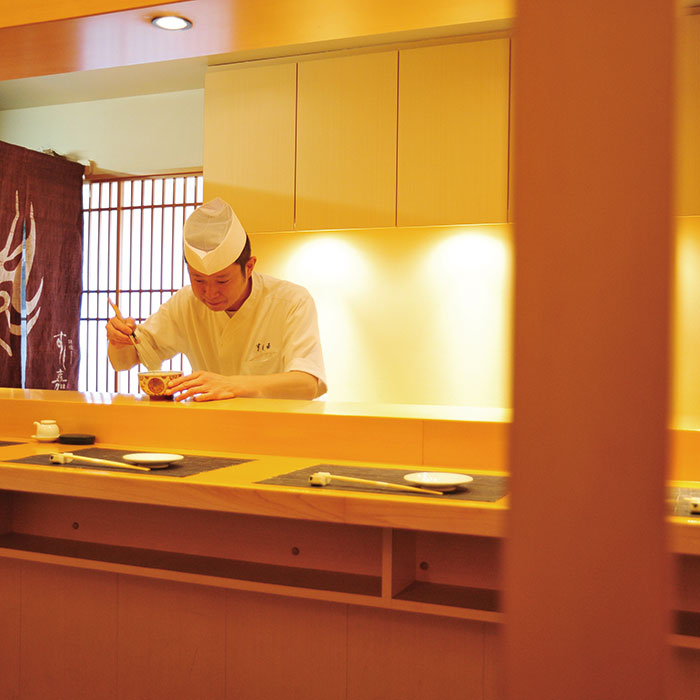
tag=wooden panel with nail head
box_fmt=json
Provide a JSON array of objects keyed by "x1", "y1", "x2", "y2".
[
  {"x1": 10, "y1": 492, "x2": 383, "y2": 577},
  {"x1": 415, "y1": 531, "x2": 501, "y2": 590}
]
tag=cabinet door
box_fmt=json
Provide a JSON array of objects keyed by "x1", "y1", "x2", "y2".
[
  {"x1": 296, "y1": 51, "x2": 398, "y2": 230},
  {"x1": 204, "y1": 62, "x2": 296, "y2": 233},
  {"x1": 677, "y1": 13, "x2": 700, "y2": 216},
  {"x1": 397, "y1": 38, "x2": 510, "y2": 226}
]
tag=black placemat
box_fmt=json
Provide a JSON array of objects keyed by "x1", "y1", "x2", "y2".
[
  {"x1": 10, "y1": 447, "x2": 252, "y2": 478},
  {"x1": 0, "y1": 441, "x2": 22, "y2": 447},
  {"x1": 259, "y1": 464, "x2": 508, "y2": 501}
]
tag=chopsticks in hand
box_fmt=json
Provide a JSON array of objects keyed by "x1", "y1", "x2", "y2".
[{"x1": 108, "y1": 298, "x2": 138, "y2": 348}]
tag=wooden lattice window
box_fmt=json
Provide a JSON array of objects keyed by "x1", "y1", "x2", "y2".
[{"x1": 79, "y1": 174, "x2": 203, "y2": 393}]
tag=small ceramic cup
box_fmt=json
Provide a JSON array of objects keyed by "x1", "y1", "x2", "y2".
[
  {"x1": 138, "y1": 370, "x2": 183, "y2": 401},
  {"x1": 33, "y1": 419, "x2": 61, "y2": 441}
]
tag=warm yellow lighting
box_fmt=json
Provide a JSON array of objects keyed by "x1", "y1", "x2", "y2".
[
  {"x1": 422, "y1": 229, "x2": 512, "y2": 407},
  {"x1": 251, "y1": 226, "x2": 513, "y2": 406},
  {"x1": 282, "y1": 237, "x2": 369, "y2": 292},
  {"x1": 151, "y1": 15, "x2": 193, "y2": 31}
]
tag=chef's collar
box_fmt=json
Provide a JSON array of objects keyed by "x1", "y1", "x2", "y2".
[{"x1": 225, "y1": 271, "x2": 260, "y2": 317}]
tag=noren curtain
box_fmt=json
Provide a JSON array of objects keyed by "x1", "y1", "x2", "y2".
[{"x1": 0, "y1": 141, "x2": 84, "y2": 389}]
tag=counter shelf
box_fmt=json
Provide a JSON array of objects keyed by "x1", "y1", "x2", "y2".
[{"x1": 3, "y1": 390, "x2": 700, "y2": 648}]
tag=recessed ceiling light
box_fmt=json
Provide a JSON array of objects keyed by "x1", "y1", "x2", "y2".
[{"x1": 151, "y1": 15, "x2": 193, "y2": 31}]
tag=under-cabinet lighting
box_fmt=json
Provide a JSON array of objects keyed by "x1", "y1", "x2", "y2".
[{"x1": 151, "y1": 15, "x2": 193, "y2": 31}]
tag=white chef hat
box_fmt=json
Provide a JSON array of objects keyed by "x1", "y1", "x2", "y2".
[{"x1": 183, "y1": 198, "x2": 247, "y2": 275}]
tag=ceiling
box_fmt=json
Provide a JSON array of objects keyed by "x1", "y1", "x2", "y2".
[
  {"x1": 0, "y1": 0, "x2": 515, "y2": 111},
  {"x1": 0, "y1": 57, "x2": 209, "y2": 110},
  {"x1": 4, "y1": 1, "x2": 697, "y2": 112}
]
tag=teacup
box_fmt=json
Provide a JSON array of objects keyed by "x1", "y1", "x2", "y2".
[
  {"x1": 138, "y1": 370, "x2": 183, "y2": 401},
  {"x1": 33, "y1": 419, "x2": 60, "y2": 441}
]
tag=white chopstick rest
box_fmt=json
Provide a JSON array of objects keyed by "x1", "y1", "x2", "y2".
[
  {"x1": 308, "y1": 471, "x2": 443, "y2": 495},
  {"x1": 309, "y1": 472, "x2": 333, "y2": 486}
]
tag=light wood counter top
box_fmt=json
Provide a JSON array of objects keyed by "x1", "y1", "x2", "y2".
[
  {"x1": 2, "y1": 388, "x2": 700, "y2": 553},
  {"x1": 0, "y1": 438, "x2": 507, "y2": 539}
]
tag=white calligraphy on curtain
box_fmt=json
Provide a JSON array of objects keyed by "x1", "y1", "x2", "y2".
[
  {"x1": 51, "y1": 330, "x2": 73, "y2": 389},
  {"x1": 0, "y1": 191, "x2": 44, "y2": 356}
]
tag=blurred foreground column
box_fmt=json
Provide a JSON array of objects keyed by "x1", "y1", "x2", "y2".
[{"x1": 506, "y1": 1, "x2": 673, "y2": 699}]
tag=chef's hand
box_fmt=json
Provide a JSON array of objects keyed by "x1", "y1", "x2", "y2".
[
  {"x1": 106, "y1": 315, "x2": 138, "y2": 346},
  {"x1": 166, "y1": 371, "x2": 258, "y2": 402}
]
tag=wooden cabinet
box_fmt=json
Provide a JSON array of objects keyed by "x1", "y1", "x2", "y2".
[
  {"x1": 677, "y1": 13, "x2": 700, "y2": 216},
  {"x1": 204, "y1": 62, "x2": 297, "y2": 233},
  {"x1": 397, "y1": 38, "x2": 511, "y2": 226},
  {"x1": 204, "y1": 36, "x2": 511, "y2": 231},
  {"x1": 296, "y1": 51, "x2": 398, "y2": 230}
]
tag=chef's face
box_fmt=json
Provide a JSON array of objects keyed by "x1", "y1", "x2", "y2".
[{"x1": 188, "y1": 257, "x2": 257, "y2": 312}]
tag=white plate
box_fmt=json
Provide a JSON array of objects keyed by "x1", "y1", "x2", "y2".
[
  {"x1": 31, "y1": 435, "x2": 58, "y2": 442},
  {"x1": 122, "y1": 452, "x2": 184, "y2": 468},
  {"x1": 403, "y1": 472, "x2": 473, "y2": 492}
]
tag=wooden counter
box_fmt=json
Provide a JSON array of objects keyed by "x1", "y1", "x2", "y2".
[{"x1": 1, "y1": 389, "x2": 699, "y2": 698}]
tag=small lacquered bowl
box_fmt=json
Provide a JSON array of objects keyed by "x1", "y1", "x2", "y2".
[{"x1": 138, "y1": 371, "x2": 183, "y2": 401}]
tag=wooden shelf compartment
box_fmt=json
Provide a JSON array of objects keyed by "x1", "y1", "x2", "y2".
[
  {"x1": 0, "y1": 491, "x2": 506, "y2": 621},
  {"x1": 672, "y1": 611, "x2": 700, "y2": 650},
  {"x1": 0, "y1": 490, "x2": 384, "y2": 601},
  {"x1": 0, "y1": 532, "x2": 381, "y2": 598},
  {"x1": 383, "y1": 528, "x2": 502, "y2": 621}
]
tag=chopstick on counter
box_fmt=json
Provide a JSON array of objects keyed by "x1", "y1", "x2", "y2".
[
  {"x1": 50, "y1": 452, "x2": 151, "y2": 472},
  {"x1": 108, "y1": 297, "x2": 138, "y2": 348},
  {"x1": 308, "y1": 471, "x2": 443, "y2": 495}
]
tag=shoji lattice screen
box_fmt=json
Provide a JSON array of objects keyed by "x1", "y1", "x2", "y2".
[{"x1": 80, "y1": 174, "x2": 203, "y2": 393}]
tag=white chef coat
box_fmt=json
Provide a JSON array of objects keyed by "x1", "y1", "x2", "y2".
[{"x1": 112, "y1": 271, "x2": 327, "y2": 395}]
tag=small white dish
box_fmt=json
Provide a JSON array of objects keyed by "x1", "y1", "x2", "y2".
[
  {"x1": 31, "y1": 435, "x2": 58, "y2": 443},
  {"x1": 403, "y1": 472, "x2": 473, "y2": 492},
  {"x1": 122, "y1": 452, "x2": 184, "y2": 468}
]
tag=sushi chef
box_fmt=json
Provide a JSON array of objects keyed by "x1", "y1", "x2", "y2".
[{"x1": 106, "y1": 198, "x2": 326, "y2": 401}]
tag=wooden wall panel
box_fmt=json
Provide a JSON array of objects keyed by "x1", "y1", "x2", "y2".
[
  {"x1": 676, "y1": 14, "x2": 700, "y2": 216},
  {"x1": 0, "y1": 558, "x2": 21, "y2": 700},
  {"x1": 397, "y1": 38, "x2": 510, "y2": 226},
  {"x1": 0, "y1": 397, "x2": 426, "y2": 466},
  {"x1": 422, "y1": 419, "x2": 509, "y2": 470},
  {"x1": 118, "y1": 576, "x2": 227, "y2": 700},
  {"x1": 0, "y1": 490, "x2": 11, "y2": 533},
  {"x1": 484, "y1": 623, "x2": 506, "y2": 700},
  {"x1": 204, "y1": 62, "x2": 297, "y2": 233},
  {"x1": 668, "y1": 648, "x2": 700, "y2": 699},
  {"x1": 347, "y1": 606, "x2": 485, "y2": 699},
  {"x1": 20, "y1": 562, "x2": 118, "y2": 700},
  {"x1": 508, "y1": 0, "x2": 672, "y2": 697},
  {"x1": 296, "y1": 51, "x2": 398, "y2": 230},
  {"x1": 225, "y1": 590, "x2": 347, "y2": 700}
]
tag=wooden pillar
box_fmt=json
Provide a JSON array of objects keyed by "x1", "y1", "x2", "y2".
[{"x1": 506, "y1": 2, "x2": 673, "y2": 699}]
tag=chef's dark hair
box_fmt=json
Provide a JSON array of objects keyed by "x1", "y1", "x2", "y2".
[{"x1": 234, "y1": 235, "x2": 252, "y2": 272}]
